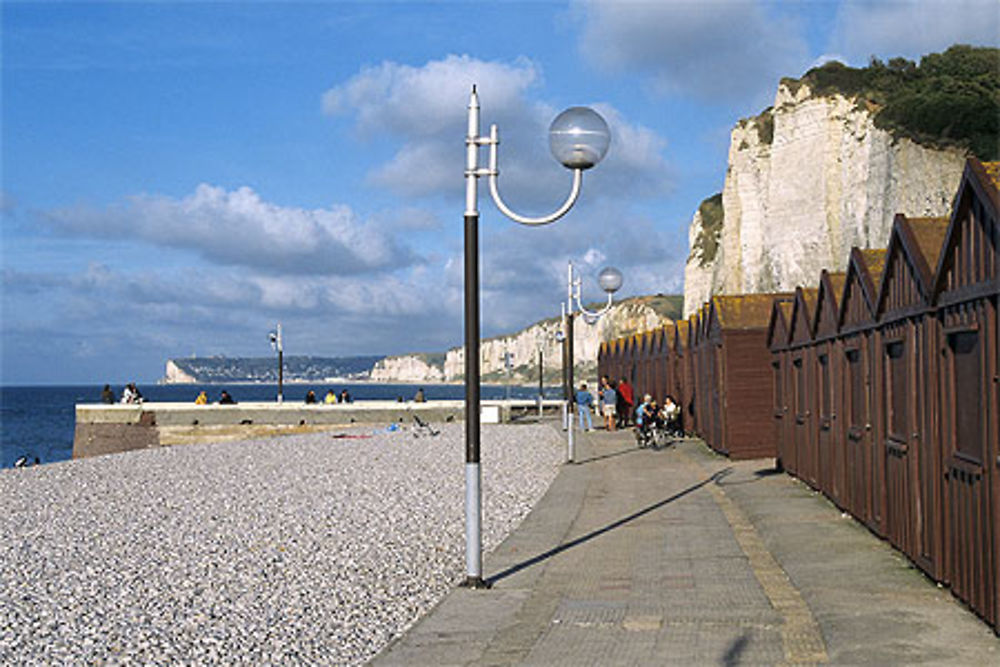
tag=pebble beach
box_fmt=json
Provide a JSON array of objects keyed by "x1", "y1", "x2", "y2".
[{"x1": 0, "y1": 422, "x2": 565, "y2": 665}]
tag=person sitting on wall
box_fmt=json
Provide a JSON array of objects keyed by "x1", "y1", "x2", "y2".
[
  {"x1": 305, "y1": 390, "x2": 317, "y2": 404},
  {"x1": 219, "y1": 390, "x2": 236, "y2": 404},
  {"x1": 101, "y1": 384, "x2": 116, "y2": 404},
  {"x1": 414, "y1": 388, "x2": 426, "y2": 403},
  {"x1": 324, "y1": 390, "x2": 337, "y2": 404},
  {"x1": 195, "y1": 391, "x2": 208, "y2": 405},
  {"x1": 340, "y1": 389, "x2": 352, "y2": 403},
  {"x1": 120, "y1": 382, "x2": 143, "y2": 404}
]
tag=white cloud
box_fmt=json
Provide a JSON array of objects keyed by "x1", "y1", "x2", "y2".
[
  {"x1": 42, "y1": 184, "x2": 420, "y2": 275},
  {"x1": 572, "y1": 0, "x2": 811, "y2": 104},
  {"x1": 322, "y1": 54, "x2": 542, "y2": 137},
  {"x1": 324, "y1": 54, "x2": 673, "y2": 207},
  {"x1": 828, "y1": 0, "x2": 1000, "y2": 65}
]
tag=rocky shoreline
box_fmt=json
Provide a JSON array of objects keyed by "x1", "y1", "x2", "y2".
[{"x1": 1, "y1": 422, "x2": 564, "y2": 664}]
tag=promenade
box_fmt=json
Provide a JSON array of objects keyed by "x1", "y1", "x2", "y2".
[{"x1": 376, "y1": 428, "x2": 998, "y2": 665}]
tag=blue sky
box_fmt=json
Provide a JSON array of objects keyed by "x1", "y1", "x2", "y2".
[{"x1": 2, "y1": 1, "x2": 997, "y2": 384}]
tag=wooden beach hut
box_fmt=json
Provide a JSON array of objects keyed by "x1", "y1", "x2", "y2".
[
  {"x1": 622, "y1": 334, "x2": 637, "y2": 387},
  {"x1": 788, "y1": 287, "x2": 820, "y2": 488},
  {"x1": 659, "y1": 324, "x2": 675, "y2": 405},
  {"x1": 874, "y1": 214, "x2": 950, "y2": 574},
  {"x1": 697, "y1": 304, "x2": 712, "y2": 443},
  {"x1": 653, "y1": 325, "x2": 670, "y2": 405},
  {"x1": 703, "y1": 294, "x2": 790, "y2": 459},
  {"x1": 674, "y1": 319, "x2": 693, "y2": 434},
  {"x1": 837, "y1": 248, "x2": 887, "y2": 530},
  {"x1": 768, "y1": 297, "x2": 796, "y2": 473},
  {"x1": 812, "y1": 271, "x2": 848, "y2": 507},
  {"x1": 931, "y1": 158, "x2": 999, "y2": 629},
  {"x1": 597, "y1": 340, "x2": 613, "y2": 384}
]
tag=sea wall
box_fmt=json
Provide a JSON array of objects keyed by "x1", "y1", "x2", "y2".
[{"x1": 72, "y1": 400, "x2": 561, "y2": 459}]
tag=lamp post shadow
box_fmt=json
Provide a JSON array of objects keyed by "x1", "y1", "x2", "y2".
[{"x1": 486, "y1": 467, "x2": 732, "y2": 585}]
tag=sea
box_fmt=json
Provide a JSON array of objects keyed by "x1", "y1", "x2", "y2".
[{"x1": 0, "y1": 383, "x2": 545, "y2": 469}]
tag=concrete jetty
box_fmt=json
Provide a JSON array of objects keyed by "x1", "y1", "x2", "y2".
[{"x1": 73, "y1": 399, "x2": 565, "y2": 459}]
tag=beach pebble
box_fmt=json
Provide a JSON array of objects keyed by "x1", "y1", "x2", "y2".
[{"x1": 0, "y1": 422, "x2": 563, "y2": 665}]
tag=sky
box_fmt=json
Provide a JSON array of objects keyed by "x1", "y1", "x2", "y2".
[{"x1": 2, "y1": 0, "x2": 997, "y2": 385}]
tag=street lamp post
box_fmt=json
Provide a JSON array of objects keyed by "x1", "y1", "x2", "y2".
[
  {"x1": 268, "y1": 324, "x2": 284, "y2": 403},
  {"x1": 564, "y1": 262, "x2": 623, "y2": 463},
  {"x1": 463, "y1": 86, "x2": 610, "y2": 588}
]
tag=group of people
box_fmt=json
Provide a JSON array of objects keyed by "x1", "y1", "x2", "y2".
[
  {"x1": 573, "y1": 375, "x2": 683, "y2": 439},
  {"x1": 573, "y1": 375, "x2": 636, "y2": 432},
  {"x1": 304, "y1": 389, "x2": 352, "y2": 404},
  {"x1": 194, "y1": 390, "x2": 235, "y2": 404},
  {"x1": 101, "y1": 383, "x2": 142, "y2": 404}
]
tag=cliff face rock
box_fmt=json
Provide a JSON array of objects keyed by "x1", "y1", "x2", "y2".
[
  {"x1": 684, "y1": 81, "x2": 967, "y2": 315},
  {"x1": 370, "y1": 354, "x2": 445, "y2": 384},
  {"x1": 374, "y1": 297, "x2": 677, "y2": 385},
  {"x1": 444, "y1": 297, "x2": 675, "y2": 383},
  {"x1": 164, "y1": 360, "x2": 198, "y2": 384}
]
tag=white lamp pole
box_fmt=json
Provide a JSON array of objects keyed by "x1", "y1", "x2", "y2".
[
  {"x1": 462, "y1": 85, "x2": 610, "y2": 588},
  {"x1": 268, "y1": 323, "x2": 284, "y2": 403},
  {"x1": 564, "y1": 262, "x2": 623, "y2": 463}
]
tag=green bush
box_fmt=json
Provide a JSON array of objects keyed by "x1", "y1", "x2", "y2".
[{"x1": 796, "y1": 45, "x2": 999, "y2": 160}]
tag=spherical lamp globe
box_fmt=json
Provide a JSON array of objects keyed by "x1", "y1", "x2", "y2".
[
  {"x1": 598, "y1": 266, "x2": 623, "y2": 294},
  {"x1": 548, "y1": 107, "x2": 611, "y2": 170}
]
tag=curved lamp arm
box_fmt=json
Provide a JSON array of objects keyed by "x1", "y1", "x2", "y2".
[
  {"x1": 575, "y1": 289, "x2": 614, "y2": 320},
  {"x1": 486, "y1": 124, "x2": 583, "y2": 226}
]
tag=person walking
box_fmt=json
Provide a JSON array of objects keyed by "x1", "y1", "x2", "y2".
[
  {"x1": 575, "y1": 382, "x2": 594, "y2": 431},
  {"x1": 600, "y1": 377, "x2": 617, "y2": 431}
]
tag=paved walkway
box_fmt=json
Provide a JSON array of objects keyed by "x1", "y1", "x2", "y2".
[{"x1": 375, "y1": 427, "x2": 998, "y2": 665}]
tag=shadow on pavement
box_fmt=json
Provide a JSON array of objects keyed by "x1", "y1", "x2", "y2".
[
  {"x1": 572, "y1": 446, "x2": 642, "y2": 466},
  {"x1": 723, "y1": 631, "x2": 751, "y2": 666},
  {"x1": 486, "y1": 467, "x2": 733, "y2": 585}
]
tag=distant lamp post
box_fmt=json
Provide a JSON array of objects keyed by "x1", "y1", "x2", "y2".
[
  {"x1": 502, "y1": 348, "x2": 514, "y2": 402},
  {"x1": 268, "y1": 324, "x2": 283, "y2": 403},
  {"x1": 463, "y1": 86, "x2": 610, "y2": 589},
  {"x1": 564, "y1": 262, "x2": 623, "y2": 463}
]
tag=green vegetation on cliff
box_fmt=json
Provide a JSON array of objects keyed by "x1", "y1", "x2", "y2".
[
  {"x1": 691, "y1": 193, "x2": 724, "y2": 267},
  {"x1": 786, "y1": 45, "x2": 999, "y2": 160}
]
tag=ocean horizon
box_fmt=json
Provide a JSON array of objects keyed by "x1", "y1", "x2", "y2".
[{"x1": 0, "y1": 382, "x2": 552, "y2": 469}]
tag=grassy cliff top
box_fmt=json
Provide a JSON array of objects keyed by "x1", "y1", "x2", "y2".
[{"x1": 781, "y1": 45, "x2": 999, "y2": 160}]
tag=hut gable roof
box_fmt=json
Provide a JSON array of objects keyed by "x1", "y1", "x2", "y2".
[
  {"x1": 876, "y1": 214, "x2": 947, "y2": 317},
  {"x1": 789, "y1": 287, "x2": 818, "y2": 347},
  {"x1": 813, "y1": 271, "x2": 847, "y2": 339},
  {"x1": 645, "y1": 329, "x2": 660, "y2": 356},
  {"x1": 933, "y1": 157, "x2": 999, "y2": 300},
  {"x1": 675, "y1": 319, "x2": 690, "y2": 352},
  {"x1": 710, "y1": 294, "x2": 783, "y2": 331},
  {"x1": 662, "y1": 324, "x2": 675, "y2": 352},
  {"x1": 838, "y1": 248, "x2": 886, "y2": 329},
  {"x1": 767, "y1": 297, "x2": 795, "y2": 351}
]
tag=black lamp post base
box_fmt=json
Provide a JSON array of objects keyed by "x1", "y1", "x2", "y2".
[{"x1": 460, "y1": 576, "x2": 492, "y2": 590}]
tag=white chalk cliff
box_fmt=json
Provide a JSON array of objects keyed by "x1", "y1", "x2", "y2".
[
  {"x1": 370, "y1": 355, "x2": 445, "y2": 384},
  {"x1": 373, "y1": 297, "x2": 676, "y2": 385},
  {"x1": 684, "y1": 80, "x2": 968, "y2": 315}
]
